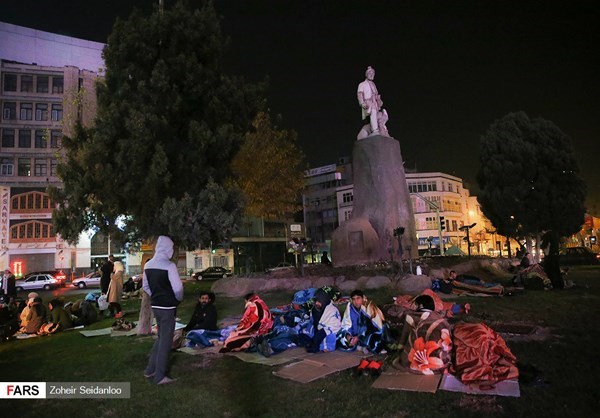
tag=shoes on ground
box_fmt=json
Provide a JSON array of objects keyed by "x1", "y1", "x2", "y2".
[
  {"x1": 143, "y1": 372, "x2": 155, "y2": 378},
  {"x1": 114, "y1": 311, "x2": 124, "y2": 319},
  {"x1": 257, "y1": 339, "x2": 274, "y2": 357}
]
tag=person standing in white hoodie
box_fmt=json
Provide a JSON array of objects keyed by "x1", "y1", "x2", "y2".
[{"x1": 142, "y1": 236, "x2": 184, "y2": 385}]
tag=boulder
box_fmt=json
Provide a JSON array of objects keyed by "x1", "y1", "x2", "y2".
[
  {"x1": 312, "y1": 276, "x2": 336, "y2": 289},
  {"x1": 364, "y1": 275, "x2": 392, "y2": 289},
  {"x1": 394, "y1": 274, "x2": 432, "y2": 295},
  {"x1": 338, "y1": 280, "x2": 359, "y2": 293},
  {"x1": 212, "y1": 277, "x2": 267, "y2": 298}
]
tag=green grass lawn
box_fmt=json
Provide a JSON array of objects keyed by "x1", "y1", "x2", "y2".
[{"x1": 2, "y1": 267, "x2": 599, "y2": 417}]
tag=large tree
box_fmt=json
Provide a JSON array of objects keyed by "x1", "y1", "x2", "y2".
[
  {"x1": 229, "y1": 112, "x2": 305, "y2": 221},
  {"x1": 477, "y1": 111, "x2": 586, "y2": 288},
  {"x1": 50, "y1": 1, "x2": 263, "y2": 249}
]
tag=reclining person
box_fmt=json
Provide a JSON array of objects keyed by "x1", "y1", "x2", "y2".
[
  {"x1": 184, "y1": 292, "x2": 220, "y2": 348},
  {"x1": 337, "y1": 290, "x2": 387, "y2": 353},
  {"x1": 69, "y1": 294, "x2": 98, "y2": 326}
]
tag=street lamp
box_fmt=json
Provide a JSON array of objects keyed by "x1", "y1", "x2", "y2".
[{"x1": 459, "y1": 223, "x2": 477, "y2": 257}]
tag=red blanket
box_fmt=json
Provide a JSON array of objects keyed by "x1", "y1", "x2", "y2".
[{"x1": 452, "y1": 322, "x2": 519, "y2": 388}]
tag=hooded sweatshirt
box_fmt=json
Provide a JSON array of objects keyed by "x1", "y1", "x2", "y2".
[{"x1": 143, "y1": 236, "x2": 184, "y2": 309}]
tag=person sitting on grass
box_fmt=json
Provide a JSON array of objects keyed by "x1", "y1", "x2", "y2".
[
  {"x1": 337, "y1": 289, "x2": 387, "y2": 354},
  {"x1": 219, "y1": 293, "x2": 273, "y2": 353},
  {"x1": 298, "y1": 289, "x2": 341, "y2": 353},
  {"x1": 183, "y1": 292, "x2": 220, "y2": 348},
  {"x1": 23, "y1": 296, "x2": 47, "y2": 334},
  {"x1": 41, "y1": 298, "x2": 73, "y2": 333}
]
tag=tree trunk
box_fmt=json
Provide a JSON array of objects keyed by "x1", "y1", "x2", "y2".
[
  {"x1": 543, "y1": 230, "x2": 563, "y2": 290},
  {"x1": 137, "y1": 250, "x2": 155, "y2": 335}
]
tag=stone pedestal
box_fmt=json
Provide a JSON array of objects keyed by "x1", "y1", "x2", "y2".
[{"x1": 331, "y1": 135, "x2": 417, "y2": 266}]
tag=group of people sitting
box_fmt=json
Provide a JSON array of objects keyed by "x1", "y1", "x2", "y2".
[
  {"x1": 0, "y1": 291, "x2": 99, "y2": 338},
  {"x1": 180, "y1": 285, "x2": 390, "y2": 358}
]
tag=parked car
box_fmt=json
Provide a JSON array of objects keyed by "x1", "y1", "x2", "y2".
[
  {"x1": 559, "y1": 247, "x2": 600, "y2": 265},
  {"x1": 24, "y1": 270, "x2": 67, "y2": 287},
  {"x1": 192, "y1": 267, "x2": 232, "y2": 281},
  {"x1": 265, "y1": 262, "x2": 294, "y2": 273},
  {"x1": 15, "y1": 274, "x2": 59, "y2": 291},
  {"x1": 72, "y1": 271, "x2": 102, "y2": 288}
]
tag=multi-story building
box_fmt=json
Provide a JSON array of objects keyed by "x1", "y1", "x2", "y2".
[
  {"x1": 0, "y1": 22, "x2": 106, "y2": 276},
  {"x1": 303, "y1": 158, "x2": 353, "y2": 257},
  {"x1": 304, "y1": 160, "x2": 506, "y2": 257}
]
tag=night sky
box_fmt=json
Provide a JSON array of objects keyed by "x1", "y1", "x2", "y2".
[{"x1": 4, "y1": 0, "x2": 599, "y2": 213}]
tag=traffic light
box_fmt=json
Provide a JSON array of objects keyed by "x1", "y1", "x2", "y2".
[{"x1": 439, "y1": 216, "x2": 446, "y2": 231}]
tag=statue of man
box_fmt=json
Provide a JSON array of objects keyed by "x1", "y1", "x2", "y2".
[{"x1": 357, "y1": 66, "x2": 389, "y2": 139}]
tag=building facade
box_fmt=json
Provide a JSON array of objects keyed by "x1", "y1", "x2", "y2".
[{"x1": 0, "y1": 22, "x2": 104, "y2": 276}]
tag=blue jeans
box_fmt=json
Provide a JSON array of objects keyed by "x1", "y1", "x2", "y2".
[
  {"x1": 144, "y1": 308, "x2": 176, "y2": 384},
  {"x1": 186, "y1": 329, "x2": 222, "y2": 347}
]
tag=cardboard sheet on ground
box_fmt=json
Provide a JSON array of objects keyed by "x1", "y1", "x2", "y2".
[
  {"x1": 439, "y1": 374, "x2": 520, "y2": 397},
  {"x1": 80, "y1": 328, "x2": 112, "y2": 337},
  {"x1": 226, "y1": 347, "x2": 313, "y2": 366},
  {"x1": 177, "y1": 345, "x2": 221, "y2": 356},
  {"x1": 273, "y1": 350, "x2": 366, "y2": 383},
  {"x1": 372, "y1": 369, "x2": 442, "y2": 393}
]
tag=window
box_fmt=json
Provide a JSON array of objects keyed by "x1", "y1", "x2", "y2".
[
  {"x1": 20, "y1": 75, "x2": 33, "y2": 92},
  {"x1": 3, "y1": 102, "x2": 16, "y2": 120},
  {"x1": 448, "y1": 183, "x2": 454, "y2": 193},
  {"x1": 1, "y1": 158, "x2": 13, "y2": 176},
  {"x1": 18, "y1": 158, "x2": 31, "y2": 176},
  {"x1": 9, "y1": 221, "x2": 54, "y2": 242},
  {"x1": 20, "y1": 103, "x2": 33, "y2": 120},
  {"x1": 51, "y1": 103, "x2": 62, "y2": 121},
  {"x1": 2, "y1": 129, "x2": 15, "y2": 147},
  {"x1": 35, "y1": 103, "x2": 48, "y2": 121},
  {"x1": 34, "y1": 158, "x2": 47, "y2": 176},
  {"x1": 35, "y1": 130, "x2": 47, "y2": 148},
  {"x1": 36, "y1": 76, "x2": 49, "y2": 93},
  {"x1": 11, "y1": 191, "x2": 51, "y2": 212},
  {"x1": 50, "y1": 159, "x2": 57, "y2": 176},
  {"x1": 452, "y1": 220, "x2": 458, "y2": 232},
  {"x1": 50, "y1": 131, "x2": 62, "y2": 148},
  {"x1": 408, "y1": 181, "x2": 437, "y2": 193},
  {"x1": 342, "y1": 192, "x2": 353, "y2": 203},
  {"x1": 3, "y1": 74, "x2": 17, "y2": 92},
  {"x1": 19, "y1": 130, "x2": 32, "y2": 148},
  {"x1": 52, "y1": 76, "x2": 64, "y2": 94}
]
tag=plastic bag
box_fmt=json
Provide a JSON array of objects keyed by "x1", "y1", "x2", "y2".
[{"x1": 97, "y1": 294, "x2": 108, "y2": 311}]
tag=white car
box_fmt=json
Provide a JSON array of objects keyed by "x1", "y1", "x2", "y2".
[
  {"x1": 72, "y1": 271, "x2": 102, "y2": 288},
  {"x1": 265, "y1": 262, "x2": 294, "y2": 273},
  {"x1": 15, "y1": 274, "x2": 58, "y2": 291}
]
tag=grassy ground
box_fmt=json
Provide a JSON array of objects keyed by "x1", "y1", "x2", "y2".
[{"x1": 1, "y1": 266, "x2": 599, "y2": 417}]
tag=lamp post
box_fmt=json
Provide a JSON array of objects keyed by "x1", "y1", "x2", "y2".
[{"x1": 459, "y1": 223, "x2": 477, "y2": 257}]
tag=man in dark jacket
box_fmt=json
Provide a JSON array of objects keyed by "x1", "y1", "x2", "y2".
[
  {"x1": 183, "y1": 292, "x2": 217, "y2": 332},
  {"x1": 142, "y1": 236, "x2": 183, "y2": 385},
  {"x1": 100, "y1": 255, "x2": 114, "y2": 295}
]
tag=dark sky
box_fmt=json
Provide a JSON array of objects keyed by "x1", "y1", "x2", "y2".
[{"x1": 4, "y1": 0, "x2": 600, "y2": 212}]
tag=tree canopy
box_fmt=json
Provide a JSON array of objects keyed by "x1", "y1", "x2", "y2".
[
  {"x1": 229, "y1": 112, "x2": 305, "y2": 220},
  {"x1": 50, "y1": 1, "x2": 263, "y2": 249},
  {"x1": 477, "y1": 111, "x2": 586, "y2": 287}
]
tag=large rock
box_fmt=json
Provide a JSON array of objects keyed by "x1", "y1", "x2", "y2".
[
  {"x1": 331, "y1": 135, "x2": 418, "y2": 266},
  {"x1": 212, "y1": 277, "x2": 267, "y2": 298},
  {"x1": 394, "y1": 274, "x2": 432, "y2": 295},
  {"x1": 365, "y1": 275, "x2": 392, "y2": 289}
]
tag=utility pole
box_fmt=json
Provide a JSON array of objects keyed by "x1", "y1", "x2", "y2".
[{"x1": 412, "y1": 192, "x2": 445, "y2": 256}]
